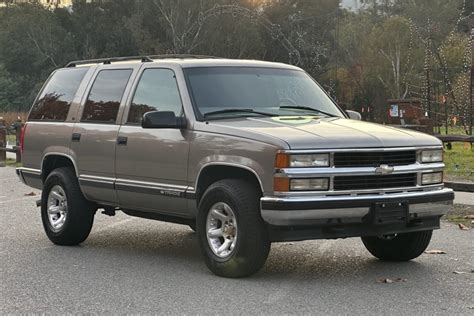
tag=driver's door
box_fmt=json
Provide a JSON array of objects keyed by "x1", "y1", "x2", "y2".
[{"x1": 115, "y1": 67, "x2": 191, "y2": 216}]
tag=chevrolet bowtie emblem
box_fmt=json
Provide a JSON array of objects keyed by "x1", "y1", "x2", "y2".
[{"x1": 375, "y1": 164, "x2": 394, "y2": 174}]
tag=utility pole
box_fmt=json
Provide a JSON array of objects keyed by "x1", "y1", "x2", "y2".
[
  {"x1": 470, "y1": 12, "x2": 473, "y2": 135},
  {"x1": 425, "y1": 19, "x2": 432, "y2": 118},
  {"x1": 425, "y1": 44, "x2": 431, "y2": 118}
]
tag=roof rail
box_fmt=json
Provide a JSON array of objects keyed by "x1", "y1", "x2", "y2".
[
  {"x1": 147, "y1": 54, "x2": 220, "y2": 59},
  {"x1": 65, "y1": 56, "x2": 153, "y2": 68},
  {"x1": 65, "y1": 54, "x2": 221, "y2": 67}
]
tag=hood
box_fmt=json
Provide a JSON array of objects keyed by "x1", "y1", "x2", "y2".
[{"x1": 207, "y1": 116, "x2": 441, "y2": 149}]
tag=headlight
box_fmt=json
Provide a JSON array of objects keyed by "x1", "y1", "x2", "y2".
[
  {"x1": 275, "y1": 153, "x2": 330, "y2": 168},
  {"x1": 421, "y1": 172, "x2": 443, "y2": 185},
  {"x1": 290, "y1": 178, "x2": 329, "y2": 191},
  {"x1": 420, "y1": 149, "x2": 443, "y2": 163}
]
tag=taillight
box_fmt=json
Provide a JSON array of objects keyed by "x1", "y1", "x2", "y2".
[{"x1": 20, "y1": 123, "x2": 27, "y2": 154}]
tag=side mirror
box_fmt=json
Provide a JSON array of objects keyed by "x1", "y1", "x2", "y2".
[
  {"x1": 142, "y1": 111, "x2": 186, "y2": 129},
  {"x1": 346, "y1": 110, "x2": 362, "y2": 120}
]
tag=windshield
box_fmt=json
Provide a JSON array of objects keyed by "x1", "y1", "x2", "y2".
[{"x1": 184, "y1": 67, "x2": 344, "y2": 120}]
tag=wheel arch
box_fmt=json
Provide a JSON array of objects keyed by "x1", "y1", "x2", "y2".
[
  {"x1": 41, "y1": 153, "x2": 79, "y2": 183},
  {"x1": 195, "y1": 163, "x2": 264, "y2": 203}
]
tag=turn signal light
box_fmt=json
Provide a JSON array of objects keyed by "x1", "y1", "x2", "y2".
[
  {"x1": 273, "y1": 177, "x2": 290, "y2": 192},
  {"x1": 275, "y1": 153, "x2": 290, "y2": 168}
]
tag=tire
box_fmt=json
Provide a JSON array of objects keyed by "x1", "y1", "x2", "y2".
[
  {"x1": 41, "y1": 167, "x2": 95, "y2": 245},
  {"x1": 197, "y1": 179, "x2": 270, "y2": 278},
  {"x1": 361, "y1": 230, "x2": 433, "y2": 261}
]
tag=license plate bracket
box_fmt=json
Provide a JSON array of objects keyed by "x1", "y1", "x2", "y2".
[{"x1": 372, "y1": 201, "x2": 409, "y2": 225}]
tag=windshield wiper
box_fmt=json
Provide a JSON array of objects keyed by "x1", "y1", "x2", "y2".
[
  {"x1": 279, "y1": 105, "x2": 337, "y2": 118},
  {"x1": 203, "y1": 108, "x2": 277, "y2": 119}
]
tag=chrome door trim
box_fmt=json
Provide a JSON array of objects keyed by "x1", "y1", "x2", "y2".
[
  {"x1": 78, "y1": 175, "x2": 195, "y2": 199},
  {"x1": 115, "y1": 178, "x2": 188, "y2": 198}
]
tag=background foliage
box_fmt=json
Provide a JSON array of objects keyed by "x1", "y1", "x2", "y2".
[{"x1": 0, "y1": 0, "x2": 471, "y2": 130}]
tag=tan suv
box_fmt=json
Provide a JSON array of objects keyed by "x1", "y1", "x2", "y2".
[{"x1": 17, "y1": 55, "x2": 454, "y2": 278}]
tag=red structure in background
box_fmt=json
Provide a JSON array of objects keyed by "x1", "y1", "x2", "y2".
[{"x1": 386, "y1": 99, "x2": 433, "y2": 134}]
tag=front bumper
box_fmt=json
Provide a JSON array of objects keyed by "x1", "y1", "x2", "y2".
[{"x1": 261, "y1": 188, "x2": 454, "y2": 241}]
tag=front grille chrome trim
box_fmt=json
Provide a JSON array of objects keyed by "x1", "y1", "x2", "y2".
[{"x1": 276, "y1": 162, "x2": 444, "y2": 178}]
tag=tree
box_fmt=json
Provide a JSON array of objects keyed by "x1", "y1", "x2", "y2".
[
  {"x1": 0, "y1": 3, "x2": 75, "y2": 109},
  {"x1": 369, "y1": 16, "x2": 421, "y2": 99}
]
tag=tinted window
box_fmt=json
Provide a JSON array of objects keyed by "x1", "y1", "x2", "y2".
[
  {"x1": 81, "y1": 69, "x2": 132, "y2": 123},
  {"x1": 185, "y1": 67, "x2": 343, "y2": 119},
  {"x1": 29, "y1": 68, "x2": 88, "y2": 121},
  {"x1": 128, "y1": 69, "x2": 183, "y2": 124}
]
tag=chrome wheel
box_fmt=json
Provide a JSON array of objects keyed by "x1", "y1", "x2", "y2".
[
  {"x1": 47, "y1": 185, "x2": 68, "y2": 232},
  {"x1": 206, "y1": 202, "x2": 238, "y2": 258}
]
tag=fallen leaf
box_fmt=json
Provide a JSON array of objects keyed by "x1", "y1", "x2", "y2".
[
  {"x1": 378, "y1": 278, "x2": 393, "y2": 283},
  {"x1": 458, "y1": 223, "x2": 470, "y2": 230},
  {"x1": 24, "y1": 192, "x2": 36, "y2": 196},
  {"x1": 453, "y1": 271, "x2": 467, "y2": 274},
  {"x1": 424, "y1": 250, "x2": 446, "y2": 254},
  {"x1": 377, "y1": 278, "x2": 406, "y2": 283}
]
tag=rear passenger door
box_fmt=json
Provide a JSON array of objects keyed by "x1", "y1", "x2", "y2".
[
  {"x1": 71, "y1": 66, "x2": 137, "y2": 205},
  {"x1": 115, "y1": 67, "x2": 190, "y2": 216}
]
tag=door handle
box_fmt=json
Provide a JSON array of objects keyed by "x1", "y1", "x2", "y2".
[
  {"x1": 117, "y1": 136, "x2": 128, "y2": 146},
  {"x1": 71, "y1": 133, "x2": 81, "y2": 142}
]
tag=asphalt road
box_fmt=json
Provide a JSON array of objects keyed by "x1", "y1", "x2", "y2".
[{"x1": 1, "y1": 167, "x2": 473, "y2": 315}]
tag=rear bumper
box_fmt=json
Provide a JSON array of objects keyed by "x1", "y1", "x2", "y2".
[
  {"x1": 261, "y1": 188, "x2": 454, "y2": 241},
  {"x1": 16, "y1": 167, "x2": 42, "y2": 190}
]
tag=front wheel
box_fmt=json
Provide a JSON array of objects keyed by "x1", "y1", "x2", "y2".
[
  {"x1": 361, "y1": 230, "x2": 433, "y2": 261},
  {"x1": 41, "y1": 167, "x2": 95, "y2": 245},
  {"x1": 197, "y1": 179, "x2": 270, "y2": 278}
]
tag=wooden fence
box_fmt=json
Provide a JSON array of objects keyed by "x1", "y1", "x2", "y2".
[{"x1": 0, "y1": 118, "x2": 22, "y2": 167}]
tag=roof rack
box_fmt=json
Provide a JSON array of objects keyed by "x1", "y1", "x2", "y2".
[{"x1": 65, "y1": 54, "x2": 221, "y2": 68}]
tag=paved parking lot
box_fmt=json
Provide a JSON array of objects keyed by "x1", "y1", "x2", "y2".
[{"x1": 1, "y1": 167, "x2": 473, "y2": 314}]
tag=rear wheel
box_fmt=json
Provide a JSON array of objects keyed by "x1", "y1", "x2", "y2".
[
  {"x1": 361, "y1": 230, "x2": 433, "y2": 261},
  {"x1": 41, "y1": 167, "x2": 95, "y2": 245},
  {"x1": 197, "y1": 179, "x2": 270, "y2": 278}
]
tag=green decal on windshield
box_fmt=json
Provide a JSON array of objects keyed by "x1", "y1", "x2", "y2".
[{"x1": 271, "y1": 116, "x2": 319, "y2": 125}]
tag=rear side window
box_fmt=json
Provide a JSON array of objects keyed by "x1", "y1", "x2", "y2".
[
  {"x1": 81, "y1": 69, "x2": 132, "y2": 123},
  {"x1": 29, "y1": 68, "x2": 88, "y2": 121}
]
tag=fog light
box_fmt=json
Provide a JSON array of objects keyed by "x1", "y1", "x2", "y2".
[
  {"x1": 290, "y1": 178, "x2": 329, "y2": 191},
  {"x1": 421, "y1": 149, "x2": 443, "y2": 163},
  {"x1": 421, "y1": 172, "x2": 443, "y2": 185}
]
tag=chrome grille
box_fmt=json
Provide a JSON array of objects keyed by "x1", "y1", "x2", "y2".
[
  {"x1": 334, "y1": 151, "x2": 417, "y2": 167},
  {"x1": 333, "y1": 173, "x2": 417, "y2": 191}
]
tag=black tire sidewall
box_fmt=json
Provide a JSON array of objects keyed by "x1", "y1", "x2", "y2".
[
  {"x1": 361, "y1": 230, "x2": 433, "y2": 261},
  {"x1": 41, "y1": 168, "x2": 94, "y2": 245},
  {"x1": 196, "y1": 179, "x2": 270, "y2": 277}
]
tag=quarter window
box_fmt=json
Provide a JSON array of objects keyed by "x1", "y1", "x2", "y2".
[
  {"x1": 81, "y1": 69, "x2": 132, "y2": 123},
  {"x1": 29, "y1": 68, "x2": 88, "y2": 121},
  {"x1": 127, "y1": 69, "x2": 183, "y2": 124}
]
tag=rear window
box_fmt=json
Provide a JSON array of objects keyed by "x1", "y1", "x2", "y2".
[
  {"x1": 29, "y1": 68, "x2": 89, "y2": 121},
  {"x1": 81, "y1": 69, "x2": 132, "y2": 123}
]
